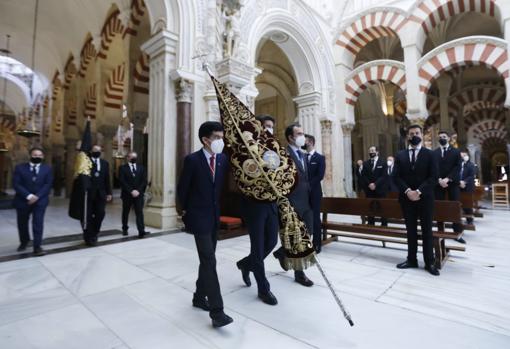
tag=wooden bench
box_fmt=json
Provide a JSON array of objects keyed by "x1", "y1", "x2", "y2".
[
  {"x1": 473, "y1": 186, "x2": 485, "y2": 218},
  {"x1": 320, "y1": 197, "x2": 466, "y2": 269}
]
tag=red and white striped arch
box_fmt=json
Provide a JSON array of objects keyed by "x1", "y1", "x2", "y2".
[
  {"x1": 336, "y1": 9, "x2": 409, "y2": 68},
  {"x1": 97, "y1": 10, "x2": 125, "y2": 59},
  {"x1": 410, "y1": 0, "x2": 502, "y2": 47},
  {"x1": 123, "y1": 0, "x2": 147, "y2": 38},
  {"x1": 469, "y1": 119, "x2": 508, "y2": 143},
  {"x1": 79, "y1": 37, "x2": 97, "y2": 78},
  {"x1": 464, "y1": 109, "x2": 506, "y2": 128},
  {"x1": 482, "y1": 137, "x2": 507, "y2": 149},
  {"x1": 345, "y1": 60, "x2": 406, "y2": 106},
  {"x1": 104, "y1": 63, "x2": 125, "y2": 109},
  {"x1": 84, "y1": 83, "x2": 97, "y2": 119},
  {"x1": 133, "y1": 53, "x2": 149, "y2": 94}
]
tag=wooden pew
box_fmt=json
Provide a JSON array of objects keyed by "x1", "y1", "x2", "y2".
[
  {"x1": 320, "y1": 197, "x2": 466, "y2": 269},
  {"x1": 473, "y1": 186, "x2": 485, "y2": 218}
]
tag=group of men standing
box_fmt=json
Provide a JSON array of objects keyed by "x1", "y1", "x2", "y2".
[
  {"x1": 177, "y1": 116, "x2": 325, "y2": 328},
  {"x1": 355, "y1": 126, "x2": 477, "y2": 276}
]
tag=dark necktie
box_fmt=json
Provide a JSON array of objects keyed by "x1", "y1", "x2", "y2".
[
  {"x1": 460, "y1": 163, "x2": 464, "y2": 179},
  {"x1": 411, "y1": 149, "x2": 416, "y2": 169},
  {"x1": 131, "y1": 164, "x2": 136, "y2": 177},
  {"x1": 442, "y1": 147, "x2": 447, "y2": 158},
  {"x1": 370, "y1": 159, "x2": 375, "y2": 170},
  {"x1": 209, "y1": 154, "x2": 215, "y2": 177},
  {"x1": 296, "y1": 150, "x2": 304, "y2": 169},
  {"x1": 31, "y1": 165, "x2": 37, "y2": 181}
]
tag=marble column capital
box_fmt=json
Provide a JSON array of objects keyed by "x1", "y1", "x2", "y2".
[
  {"x1": 141, "y1": 30, "x2": 178, "y2": 58},
  {"x1": 175, "y1": 79, "x2": 193, "y2": 103},
  {"x1": 320, "y1": 119, "x2": 333, "y2": 133},
  {"x1": 341, "y1": 122, "x2": 355, "y2": 134}
]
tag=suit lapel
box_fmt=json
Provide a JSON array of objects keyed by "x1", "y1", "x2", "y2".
[
  {"x1": 288, "y1": 146, "x2": 304, "y2": 173},
  {"x1": 199, "y1": 150, "x2": 214, "y2": 183}
]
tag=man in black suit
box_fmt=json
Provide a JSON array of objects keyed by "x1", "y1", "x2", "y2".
[
  {"x1": 434, "y1": 131, "x2": 464, "y2": 243},
  {"x1": 361, "y1": 146, "x2": 388, "y2": 225},
  {"x1": 236, "y1": 115, "x2": 279, "y2": 306},
  {"x1": 304, "y1": 134, "x2": 325, "y2": 253},
  {"x1": 394, "y1": 124, "x2": 440, "y2": 276},
  {"x1": 385, "y1": 156, "x2": 399, "y2": 194},
  {"x1": 177, "y1": 121, "x2": 233, "y2": 328},
  {"x1": 274, "y1": 123, "x2": 314, "y2": 287},
  {"x1": 12, "y1": 147, "x2": 53, "y2": 256},
  {"x1": 459, "y1": 150, "x2": 476, "y2": 225},
  {"x1": 119, "y1": 151, "x2": 148, "y2": 238},
  {"x1": 83, "y1": 145, "x2": 112, "y2": 246}
]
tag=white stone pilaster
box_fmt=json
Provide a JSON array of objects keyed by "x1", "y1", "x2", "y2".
[
  {"x1": 403, "y1": 44, "x2": 426, "y2": 119},
  {"x1": 341, "y1": 122, "x2": 355, "y2": 198},
  {"x1": 293, "y1": 92, "x2": 322, "y2": 151}
]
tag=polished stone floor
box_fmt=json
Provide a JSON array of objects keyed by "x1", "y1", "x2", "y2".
[{"x1": 0, "y1": 199, "x2": 509, "y2": 348}]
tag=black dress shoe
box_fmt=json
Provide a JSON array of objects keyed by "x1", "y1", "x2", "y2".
[
  {"x1": 456, "y1": 237, "x2": 466, "y2": 244},
  {"x1": 138, "y1": 231, "x2": 150, "y2": 238},
  {"x1": 258, "y1": 291, "x2": 278, "y2": 305},
  {"x1": 273, "y1": 248, "x2": 289, "y2": 271},
  {"x1": 85, "y1": 239, "x2": 97, "y2": 247},
  {"x1": 33, "y1": 247, "x2": 46, "y2": 257},
  {"x1": 122, "y1": 230, "x2": 128, "y2": 236},
  {"x1": 17, "y1": 243, "x2": 28, "y2": 252},
  {"x1": 211, "y1": 313, "x2": 233, "y2": 328},
  {"x1": 294, "y1": 271, "x2": 314, "y2": 287},
  {"x1": 192, "y1": 298, "x2": 210, "y2": 311},
  {"x1": 425, "y1": 265, "x2": 440, "y2": 276},
  {"x1": 396, "y1": 260, "x2": 418, "y2": 269},
  {"x1": 236, "y1": 261, "x2": 251, "y2": 287}
]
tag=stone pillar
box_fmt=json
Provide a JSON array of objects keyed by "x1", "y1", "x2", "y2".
[
  {"x1": 98, "y1": 126, "x2": 117, "y2": 190},
  {"x1": 141, "y1": 30, "x2": 179, "y2": 229},
  {"x1": 52, "y1": 143, "x2": 65, "y2": 197},
  {"x1": 320, "y1": 119, "x2": 333, "y2": 196},
  {"x1": 175, "y1": 78, "x2": 193, "y2": 188},
  {"x1": 341, "y1": 122, "x2": 355, "y2": 198},
  {"x1": 293, "y1": 92, "x2": 322, "y2": 150},
  {"x1": 503, "y1": 18, "x2": 510, "y2": 107},
  {"x1": 64, "y1": 138, "x2": 78, "y2": 198},
  {"x1": 132, "y1": 111, "x2": 148, "y2": 166},
  {"x1": 359, "y1": 117, "x2": 378, "y2": 154},
  {"x1": 403, "y1": 44, "x2": 426, "y2": 116},
  {"x1": 436, "y1": 74, "x2": 453, "y2": 133}
]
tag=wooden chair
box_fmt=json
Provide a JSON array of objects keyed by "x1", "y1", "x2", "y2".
[{"x1": 492, "y1": 183, "x2": 509, "y2": 208}]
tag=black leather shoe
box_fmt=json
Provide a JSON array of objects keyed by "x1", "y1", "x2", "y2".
[
  {"x1": 273, "y1": 248, "x2": 289, "y2": 271},
  {"x1": 122, "y1": 230, "x2": 128, "y2": 236},
  {"x1": 85, "y1": 239, "x2": 97, "y2": 247},
  {"x1": 294, "y1": 271, "x2": 314, "y2": 287},
  {"x1": 258, "y1": 291, "x2": 278, "y2": 305},
  {"x1": 192, "y1": 298, "x2": 210, "y2": 311},
  {"x1": 456, "y1": 237, "x2": 466, "y2": 244},
  {"x1": 138, "y1": 231, "x2": 150, "y2": 238},
  {"x1": 425, "y1": 265, "x2": 440, "y2": 276},
  {"x1": 17, "y1": 243, "x2": 28, "y2": 252},
  {"x1": 211, "y1": 313, "x2": 233, "y2": 328},
  {"x1": 33, "y1": 247, "x2": 46, "y2": 257},
  {"x1": 396, "y1": 260, "x2": 418, "y2": 269},
  {"x1": 236, "y1": 261, "x2": 251, "y2": 287}
]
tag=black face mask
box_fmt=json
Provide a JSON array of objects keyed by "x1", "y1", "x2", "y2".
[
  {"x1": 301, "y1": 145, "x2": 308, "y2": 151},
  {"x1": 30, "y1": 157, "x2": 43, "y2": 164},
  {"x1": 369, "y1": 153, "x2": 377, "y2": 158},
  {"x1": 409, "y1": 136, "x2": 422, "y2": 146},
  {"x1": 439, "y1": 138, "x2": 448, "y2": 146},
  {"x1": 91, "y1": 151, "x2": 101, "y2": 158},
  {"x1": 129, "y1": 158, "x2": 137, "y2": 164}
]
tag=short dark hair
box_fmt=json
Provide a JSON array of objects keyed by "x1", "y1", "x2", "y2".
[
  {"x1": 256, "y1": 114, "x2": 275, "y2": 124},
  {"x1": 407, "y1": 124, "x2": 423, "y2": 133},
  {"x1": 305, "y1": 134, "x2": 315, "y2": 145},
  {"x1": 29, "y1": 146, "x2": 44, "y2": 155},
  {"x1": 438, "y1": 130, "x2": 450, "y2": 136},
  {"x1": 285, "y1": 123, "x2": 301, "y2": 142},
  {"x1": 198, "y1": 121, "x2": 224, "y2": 144},
  {"x1": 369, "y1": 145, "x2": 378, "y2": 151}
]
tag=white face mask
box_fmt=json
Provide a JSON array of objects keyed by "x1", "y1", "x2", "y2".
[
  {"x1": 387, "y1": 160, "x2": 393, "y2": 167},
  {"x1": 294, "y1": 135, "x2": 306, "y2": 148},
  {"x1": 265, "y1": 127, "x2": 274, "y2": 135},
  {"x1": 463, "y1": 156, "x2": 469, "y2": 162},
  {"x1": 210, "y1": 139, "x2": 225, "y2": 154}
]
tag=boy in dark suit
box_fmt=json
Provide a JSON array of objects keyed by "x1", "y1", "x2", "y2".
[
  {"x1": 394, "y1": 124, "x2": 440, "y2": 276},
  {"x1": 119, "y1": 151, "x2": 148, "y2": 238},
  {"x1": 459, "y1": 150, "x2": 476, "y2": 225},
  {"x1": 304, "y1": 134, "x2": 325, "y2": 253},
  {"x1": 361, "y1": 146, "x2": 388, "y2": 225},
  {"x1": 177, "y1": 121, "x2": 233, "y2": 328},
  {"x1": 385, "y1": 156, "x2": 399, "y2": 194},
  {"x1": 13, "y1": 147, "x2": 53, "y2": 256}
]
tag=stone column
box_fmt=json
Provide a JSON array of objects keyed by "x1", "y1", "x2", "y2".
[
  {"x1": 175, "y1": 78, "x2": 193, "y2": 188},
  {"x1": 436, "y1": 74, "x2": 453, "y2": 133},
  {"x1": 503, "y1": 18, "x2": 510, "y2": 106},
  {"x1": 403, "y1": 44, "x2": 426, "y2": 116},
  {"x1": 141, "y1": 30, "x2": 179, "y2": 229},
  {"x1": 293, "y1": 92, "x2": 322, "y2": 150},
  {"x1": 341, "y1": 122, "x2": 355, "y2": 198},
  {"x1": 97, "y1": 126, "x2": 117, "y2": 190},
  {"x1": 64, "y1": 137, "x2": 79, "y2": 198},
  {"x1": 131, "y1": 111, "x2": 148, "y2": 166},
  {"x1": 320, "y1": 119, "x2": 333, "y2": 196}
]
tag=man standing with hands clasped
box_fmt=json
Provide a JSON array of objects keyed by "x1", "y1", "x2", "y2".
[{"x1": 394, "y1": 124, "x2": 440, "y2": 276}]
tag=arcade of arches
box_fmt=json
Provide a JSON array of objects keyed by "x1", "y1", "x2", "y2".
[{"x1": 1, "y1": 0, "x2": 510, "y2": 229}]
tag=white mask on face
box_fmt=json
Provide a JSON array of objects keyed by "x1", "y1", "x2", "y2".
[
  {"x1": 463, "y1": 155, "x2": 469, "y2": 162},
  {"x1": 266, "y1": 127, "x2": 274, "y2": 135},
  {"x1": 210, "y1": 139, "x2": 225, "y2": 154},
  {"x1": 387, "y1": 160, "x2": 393, "y2": 167},
  {"x1": 295, "y1": 135, "x2": 306, "y2": 148}
]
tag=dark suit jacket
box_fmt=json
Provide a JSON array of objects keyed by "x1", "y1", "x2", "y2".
[
  {"x1": 361, "y1": 157, "x2": 387, "y2": 195},
  {"x1": 394, "y1": 147, "x2": 438, "y2": 200},
  {"x1": 89, "y1": 158, "x2": 112, "y2": 199},
  {"x1": 12, "y1": 163, "x2": 53, "y2": 209},
  {"x1": 434, "y1": 146, "x2": 461, "y2": 184},
  {"x1": 308, "y1": 151, "x2": 325, "y2": 205},
  {"x1": 177, "y1": 150, "x2": 227, "y2": 235},
  {"x1": 460, "y1": 161, "x2": 476, "y2": 193},
  {"x1": 286, "y1": 145, "x2": 312, "y2": 212},
  {"x1": 384, "y1": 165, "x2": 399, "y2": 193},
  {"x1": 119, "y1": 163, "x2": 147, "y2": 200}
]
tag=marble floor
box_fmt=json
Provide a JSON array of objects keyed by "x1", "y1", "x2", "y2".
[{"x1": 0, "y1": 201, "x2": 509, "y2": 348}]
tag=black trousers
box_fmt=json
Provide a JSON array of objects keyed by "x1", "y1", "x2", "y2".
[
  {"x1": 311, "y1": 195, "x2": 323, "y2": 251},
  {"x1": 435, "y1": 185, "x2": 462, "y2": 233},
  {"x1": 194, "y1": 232, "x2": 223, "y2": 316},
  {"x1": 82, "y1": 191, "x2": 106, "y2": 242},
  {"x1": 121, "y1": 195, "x2": 145, "y2": 234},
  {"x1": 16, "y1": 204, "x2": 47, "y2": 249},
  {"x1": 365, "y1": 190, "x2": 388, "y2": 226},
  {"x1": 400, "y1": 197, "x2": 434, "y2": 266},
  {"x1": 238, "y1": 201, "x2": 278, "y2": 294}
]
